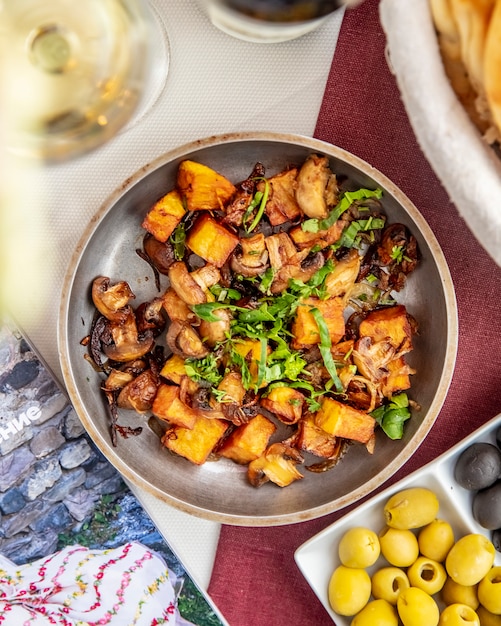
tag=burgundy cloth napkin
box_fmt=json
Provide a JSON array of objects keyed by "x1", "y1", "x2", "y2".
[{"x1": 208, "y1": 1, "x2": 501, "y2": 624}]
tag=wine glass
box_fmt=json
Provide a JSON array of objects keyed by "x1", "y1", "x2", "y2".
[{"x1": 0, "y1": 0, "x2": 169, "y2": 161}]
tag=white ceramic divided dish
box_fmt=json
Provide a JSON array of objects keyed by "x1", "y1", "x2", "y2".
[{"x1": 295, "y1": 413, "x2": 501, "y2": 624}]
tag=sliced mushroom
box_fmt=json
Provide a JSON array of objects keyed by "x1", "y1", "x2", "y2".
[
  {"x1": 270, "y1": 250, "x2": 325, "y2": 294},
  {"x1": 223, "y1": 162, "x2": 265, "y2": 228},
  {"x1": 168, "y1": 261, "x2": 207, "y2": 305},
  {"x1": 352, "y1": 336, "x2": 396, "y2": 384},
  {"x1": 324, "y1": 249, "x2": 361, "y2": 299},
  {"x1": 265, "y1": 232, "x2": 298, "y2": 270},
  {"x1": 264, "y1": 167, "x2": 302, "y2": 226},
  {"x1": 102, "y1": 368, "x2": 134, "y2": 392},
  {"x1": 117, "y1": 369, "x2": 159, "y2": 412},
  {"x1": 377, "y1": 223, "x2": 419, "y2": 291},
  {"x1": 191, "y1": 264, "x2": 221, "y2": 291},
  {"x1": 166, "y1": 320, "x2": 209, "y2": 359},
  {"x1": 247, "y1": 443, "x2": 304, "y2": 488},
  {"x1": 103, "y1": 308, "x2": 155, "y2": 362},
  {"x1": 136, "y1": 297, "x2": 166, "y2": 337},
  {"x1": 91, "y1": 276, "x2": 135, "y2": 322},
  {"x1": 161, "y1": 288, "x2": 198, "y2": 324},
  {"x1": 289, "y1": 216, "x2": 348, "y2": 252},
  {"x1": 199, "y1": 308, "x2": 231, "y2": 347},
  {"x1": 230, "y1": 233, "x2": 269, "y2": 277},
  {"x1": 89, "y1": 315, "x2": 113, "y2": 368},
  {"x1": 142, "y1": 233, "x2": 177, "y2": 274},
  {"x1": 295, "y1": 154, "x2": 338, "y2": 219}
]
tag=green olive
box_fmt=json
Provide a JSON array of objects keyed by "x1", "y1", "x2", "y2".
[
  {"x1": 371, "y1": 567, "x2": 410, "y2": 605},
  {"x1": 328, "y1": 565, "x2": 371, "y2": 616},
  {"x1": 441, "y1": 577, "x2": 479, "y2": 610},
  {"x1": 445, "y1": 534, "x2": 495, "y2": 586},
  {"x1": 478, "y1": 566, "x2": 501, "y2": 614},
  {"x1": 351, "y1": 598, "x2": 398, "y2": 626},
  {"x1": 438, "y1": 603, "x2": 479, "y2": 625},
  {"x1": 418, "y1": 519, "x2": 455, "y2": 562},
  {"x1": 477, "y1": 605, "x2": 501, "y2": 625},
  {"x1": 407, "y1": 556, "x2": 447, "y2": 595},
  {"x1": 397, "y1": 586, "x2": 440, "y2": 626},
  {"x1": 338, "y1": 527, "x2": 381, "y2": 568},
  {"x1": 384, "y1": 487, "x2": 439, "y2": 530},
  {"x1": 379, "y1": 527, "x2": 419, "y2": 567}
]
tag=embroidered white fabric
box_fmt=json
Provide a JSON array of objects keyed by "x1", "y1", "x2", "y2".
[{"x1": 0, "y1": 542, "x2": 183, "y2": 625}]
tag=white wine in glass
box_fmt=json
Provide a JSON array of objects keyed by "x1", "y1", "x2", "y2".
[{"x1": 0, "y1": 0, "x2": 166, "y2": 161}]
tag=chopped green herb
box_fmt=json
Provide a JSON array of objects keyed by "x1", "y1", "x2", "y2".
[
  {"x1": 256, "y1": 337, "x2": 268, "y2": 389},
  {"x1": 371, "y1": 393, "x2": 411, "y2": 440},
  {"x1": 210, "y1": 284, "x2": 242, "y2": 302},
  {"x1": 211, "y1": 388, "x2": 233, "y2": 403},
  {"x1": 259, "y1": 268, "x2": 276, "y2": 294},
  {"x1": 301, "y1": 187, "x2": 383, "y2": 234},
  {"x1": 243, "y1": 178, "x2": 270, "y2": 233},
  {"x1": 185, "y1": 353, "x2": 224, "y2": 387},
  {"x1": 309, "y1": 307, "x2": 343, "y2": 393},
  {"x1": 333, "y1": 216, "x2": 386, "y2": 250},
  {"x1": 169, "y1": 222, "x2": 186, "y2": 260},
  {"x1": 191, "y1": 302, "x2": 237, "y2": 322},
  {"x1": 390, "y1": 245, "x2": 412, "y2": 264}
]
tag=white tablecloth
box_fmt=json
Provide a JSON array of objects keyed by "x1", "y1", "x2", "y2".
[{"x1": 1, "y1": 0, "x2": 343, "y2": 590}]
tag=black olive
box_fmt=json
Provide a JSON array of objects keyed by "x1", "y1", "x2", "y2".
[
  {"x1": 454, "y1": 442, "x2": 501, "y2": 491},
  {"x1": 473, "y1": 481, "x2": 501, "y2": 530},
  {"x1": 492, "y1": 528, "x2": 501, "y2": 552},
  {"x1": 496, "y1": 424, "x2": 501, "y2": 450}
]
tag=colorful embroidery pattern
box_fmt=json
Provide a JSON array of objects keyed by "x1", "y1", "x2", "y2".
[{"x1": 0, "y1": 542, "x2": 179, "y2": 625}]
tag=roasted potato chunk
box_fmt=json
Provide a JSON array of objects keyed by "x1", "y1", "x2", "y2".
[
  {"x1": 260, "y1": 386, "x2": 304, "y2": 424},
  {"x1": 177, "y1": 159, "x2": 236, "y2": 211},
  {"x1": 141, "y1": 189, "x2": 185, "y2": 243},
  {"x1": 162, "y1": 416, "x2": 229, "y2": 465},
  {"x1": 381, "y1": 356, "x2": 416, "y2": 398},
  {"x1": 186, "y1": 213, "x2": 239, "y2": 268},
  {"x1": 295, "y1": 415, "x2": 342, "y2": 458},
  {"x1": 358, "y1": 305, "x2": 413, "y2": 354},
  {"x1": 152, "y1": 383, "x2": 199, "y2": 429},
  {"x1": 315, "y1": 397, "x2": 376, "y2": 444},
  {"x1": 291, "y1": 296, "x2": 345, "y2": 349},
  {"x1": 218, "y1": 414, "x2": 276, "y2": 464},
  {"x1": 159, "y1": 354, "x2": 187, "y2": 385}
]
